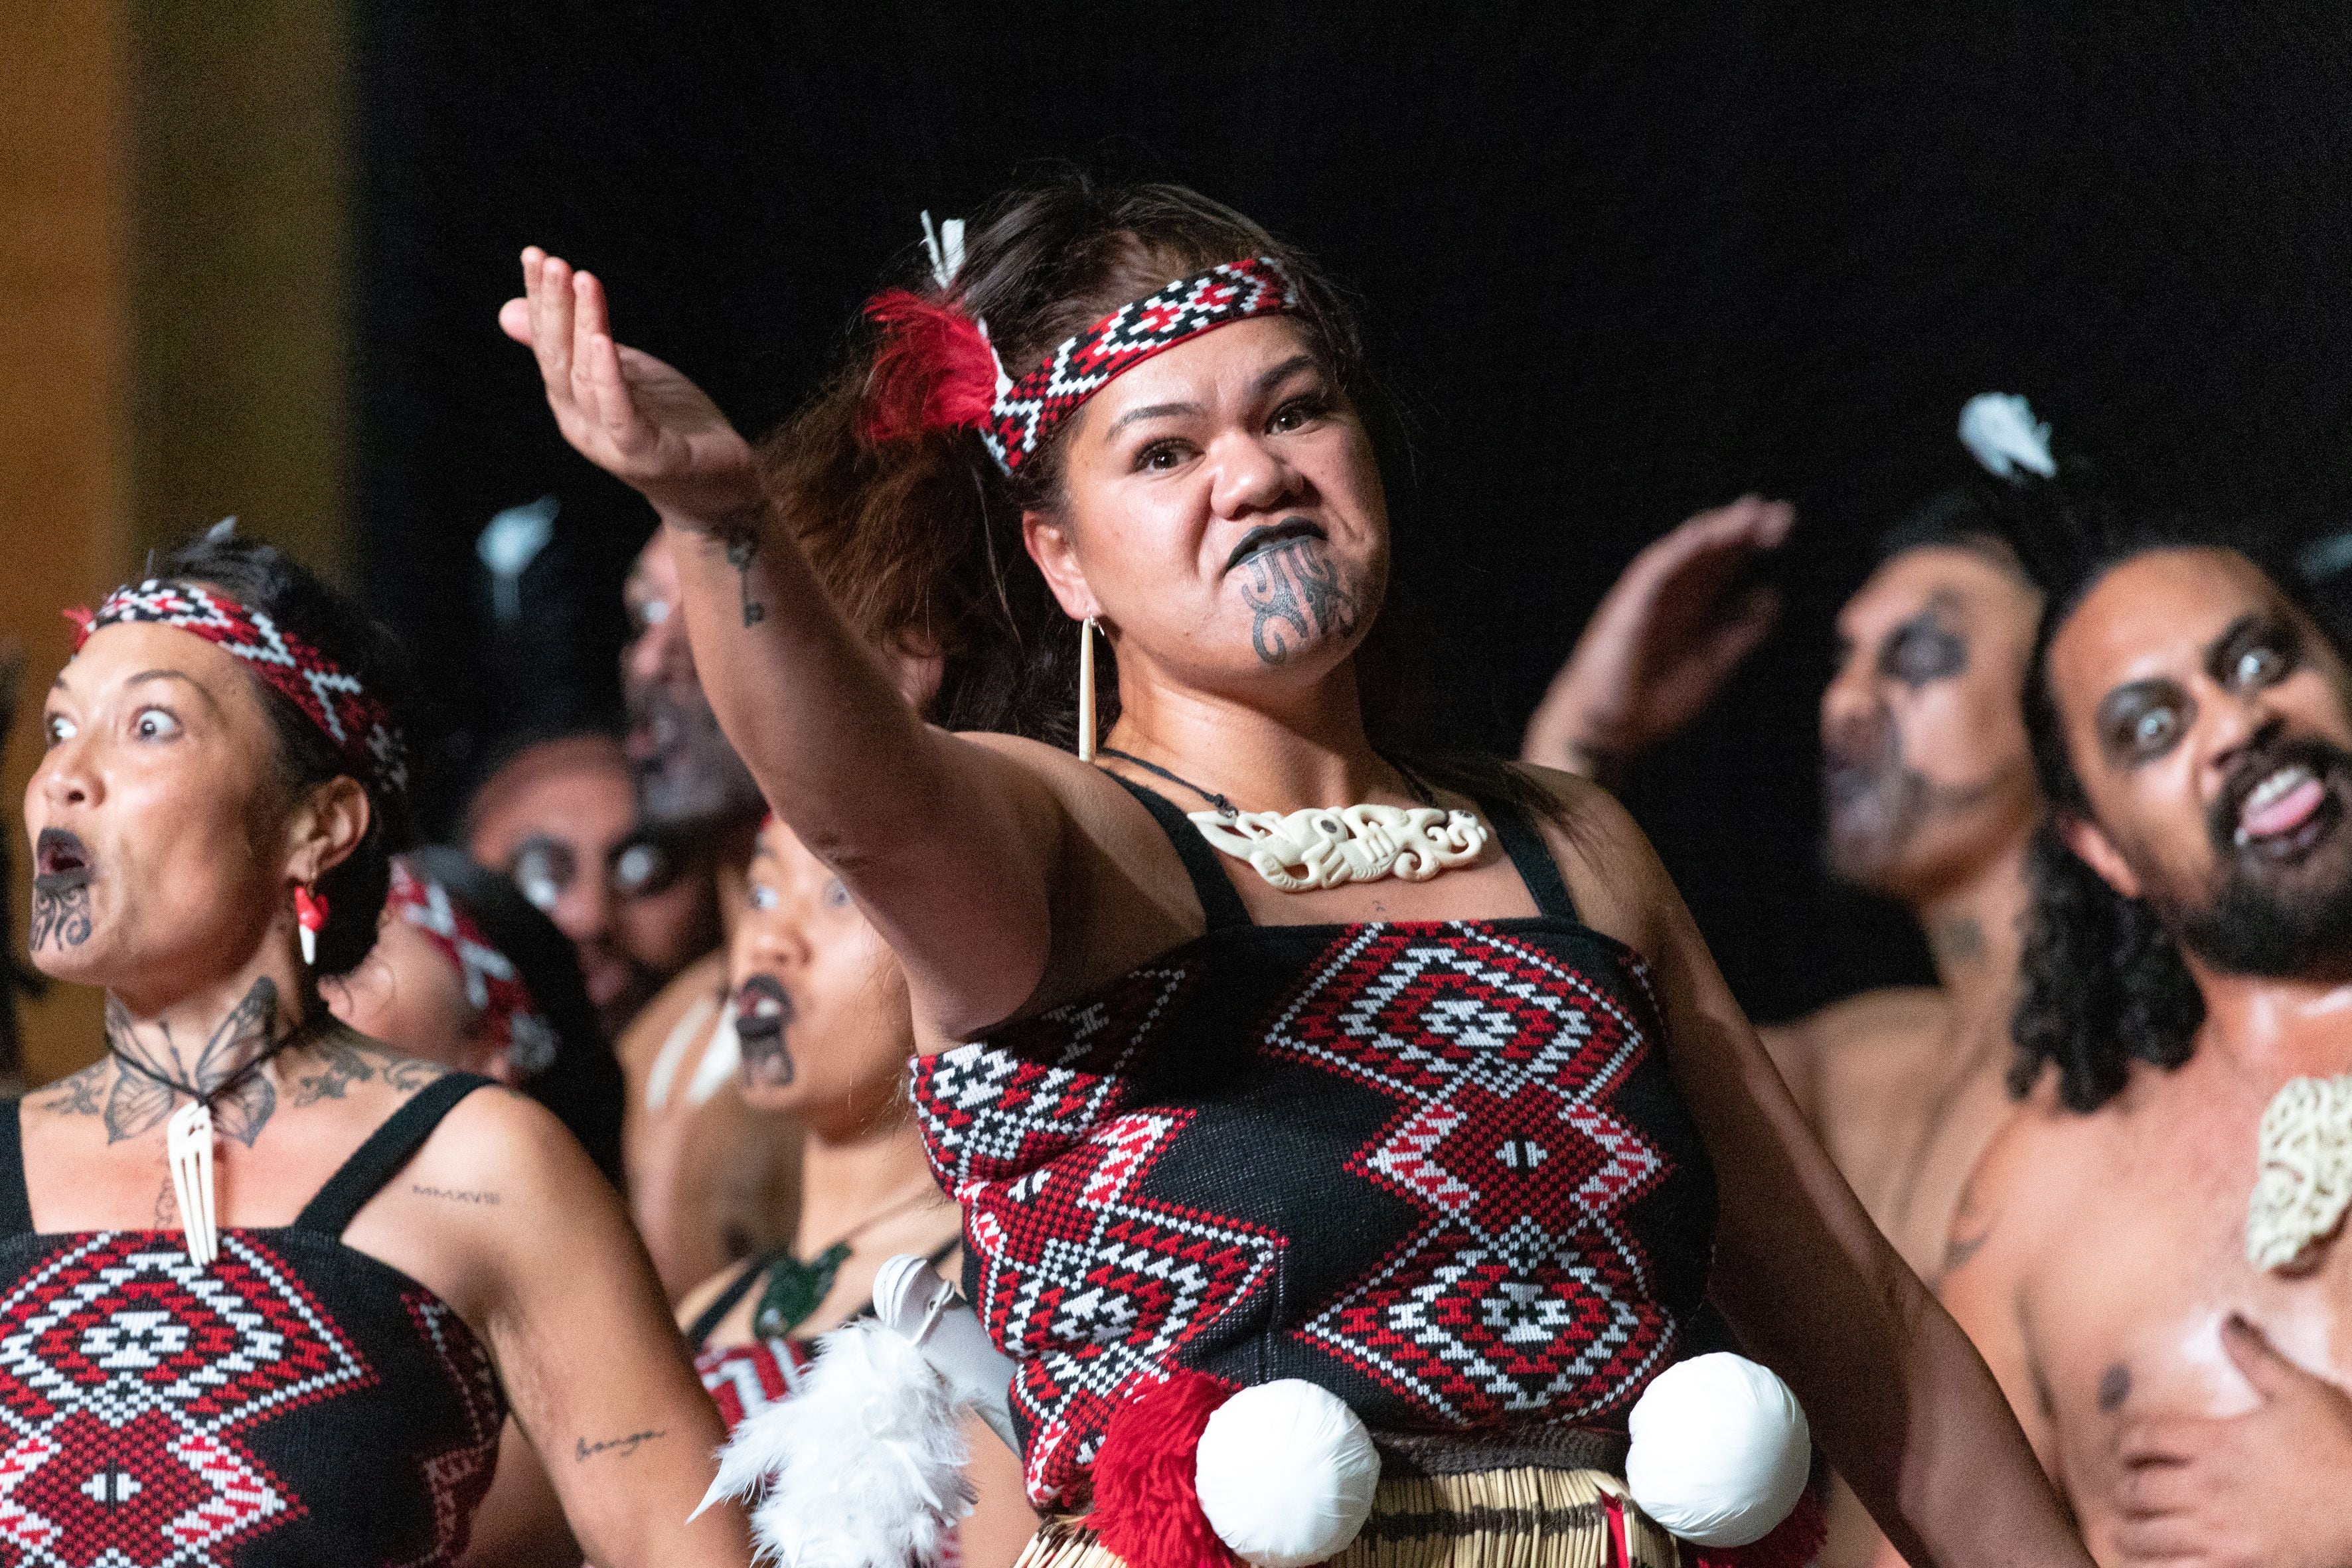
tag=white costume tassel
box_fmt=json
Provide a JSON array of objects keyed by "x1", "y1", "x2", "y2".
[
  {"x1": 1625, "y1": 1353, "x2": 1810, "y2": 1548},
  {"x1": 165, "y1": 1099, "x2": 219, "y2": 1267}
]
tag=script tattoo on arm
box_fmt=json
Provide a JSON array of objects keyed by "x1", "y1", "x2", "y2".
[
  {"x1": 725, "y1": 533, "x2": 767, "y2": 627},
  {"x1": 100, "y1": 979, "x2": 281, "y2": 1145},
  {"x1": 1240, "y1": 538, "x2": 1362, "y2": 666},
  {"x1": 27, "y1": 882, "x2": 90, "y2": 952},
  {"x1": 574, "y1": 1429, "x2": 666, "y2": 1462}
]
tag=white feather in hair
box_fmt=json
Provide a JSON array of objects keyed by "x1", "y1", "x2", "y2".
[{"x1": 1957, "y1": 392, "x2": 2057, "y2": 481}]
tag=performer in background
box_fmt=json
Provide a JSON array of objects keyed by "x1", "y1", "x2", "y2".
[
  {"x1": 325, "y1": 844, "x2": 624, "y2": 1182},
  {"x1": 1528, "y1": 488, "x2": 2047, "y2": 1568},
  {"x1": 507, "y1": 178, "x2": 2088, "y2": 1567},
  {"x1": 1943, "y1": 533, "x2": 2352, "y2": 1567},
  {"x1": 11, "y1": 531, "x2": 745, "y2": 1567},
  {"x1": 612, "y1": 529, "x2": 804, "y2": 1299}
]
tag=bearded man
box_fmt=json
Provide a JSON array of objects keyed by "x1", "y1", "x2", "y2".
[{"x1": 1943, "y1": 534, "x2": 2352, "y2": 1567}]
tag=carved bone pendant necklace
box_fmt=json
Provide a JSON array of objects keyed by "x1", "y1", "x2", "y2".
[
  {"x1": 2248, "y1": 1071, "x2": 2352, "y2": 1272},
  {"x1": 1099, "y1": 748, "x2": 1490, "y2": 892},
  {"x1": 109, "y1": 1029, "x2": 301, "y2": 1269}
]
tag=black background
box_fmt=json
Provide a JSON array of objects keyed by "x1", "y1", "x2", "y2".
[{"x1": 352, "y1": 3, "x2": 2352, "y2": 1023}]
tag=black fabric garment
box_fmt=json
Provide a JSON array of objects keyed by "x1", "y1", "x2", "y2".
[
  {"x1": 909, "y1": 783, "x2": 1719, "y2": 1507},
  {"x1": 0, "y1": 1073, "x2": 507, "y2": 1566}
]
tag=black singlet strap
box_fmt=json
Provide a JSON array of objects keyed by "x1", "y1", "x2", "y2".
[
  {"x1": 295, "y1": 1072, "x2": 494, "y2": 1237},
  {"x1": 1482, "y1": 795, "x2": 1581, "y2": 923},
  {"x1": 1107, "y1": 775, "x2": 1254, "y2": 931},
  {"x1": 684, "y1": 1247, "x2": 783, "y2": 1349},
  {"x1": 0, "y1": 1101, "x2": 31, "y2": 1239}
]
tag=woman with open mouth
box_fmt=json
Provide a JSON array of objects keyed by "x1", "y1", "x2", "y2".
[
  {"x1": 7, "y1": 530, "x2": 746, "y2": 1567},
  {"x1": 508, "y1": 180, "x2": 2095, "y2": 1568}
]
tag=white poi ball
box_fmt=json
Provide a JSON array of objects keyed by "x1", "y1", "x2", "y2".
[
  {"x1": 1194, "y1": 1381, "x2": 1381, "y2": 1568},
  {"x1": 1624, "y1": 1353, "x2": 1810, "y2": 1548}
]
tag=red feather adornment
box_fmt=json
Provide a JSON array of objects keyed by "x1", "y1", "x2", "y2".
[
  {"x1": 862, "y1": 289, "x2": 1001, "y2": 445},
  {"x1": 1087, "y1": 1372, "x2": 1239, "y2": 1568},
  {"x1": 1693, "y1": 1488, "x2": 1828, "y2": 1568}
]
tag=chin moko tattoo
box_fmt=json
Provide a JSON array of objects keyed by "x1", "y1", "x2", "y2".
[
  {"x1": 1241, "y1": 538, "x2": 1362, "y2": 666},
  {"x1": 28, "y1": 882, "x2": 90, "y2": 952}
]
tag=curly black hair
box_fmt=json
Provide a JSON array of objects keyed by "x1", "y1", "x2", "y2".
[{"x1": 2011, "y1": 511, "x2": 2316, "y2": 1111}]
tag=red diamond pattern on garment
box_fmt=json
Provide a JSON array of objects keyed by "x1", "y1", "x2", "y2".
[
  {"x1": 1266, "y1": 925, "x2": 1678, "y2": 1425},
  {"x1": 0, "y1": 1233, "x2": 370, "y2": 1567},
  {"x1": 390, "y1": 1294, "x2": 503, "y2": 1568}
]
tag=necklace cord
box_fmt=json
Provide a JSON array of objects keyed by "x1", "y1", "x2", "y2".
[{"x1": 108, "y1": 1016, "x2": 316, "y2": 1113}]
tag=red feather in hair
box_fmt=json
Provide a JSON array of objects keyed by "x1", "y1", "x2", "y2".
[{"x1": 862, "y1": 289, "x2": 1001, "y2": 445}]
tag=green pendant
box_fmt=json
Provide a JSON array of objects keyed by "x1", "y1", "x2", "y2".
[{"x1": 752, "y1": 1241, "x2": 852, "y2": 1340}]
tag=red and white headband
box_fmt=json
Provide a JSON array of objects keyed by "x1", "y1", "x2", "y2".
[
  {"x1": 386, "y1": 860, "x2": 558, "y2": 1077},
  {"x1": 864, "y1": 249, "x2": 1300, "y2": 476},
  {"x1": 70, "y1": 579, "x2": 408, "y2": 799}
]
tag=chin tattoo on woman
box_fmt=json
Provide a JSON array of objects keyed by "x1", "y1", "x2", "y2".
[
  {"x1": 1241, "y1": 536, "x2": 1363, "y2": 666},
  {"x1": 27, "y1": 882, "x2": 90, "y2": 953}
]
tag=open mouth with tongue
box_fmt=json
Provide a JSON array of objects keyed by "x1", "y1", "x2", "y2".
[
  {"x1": 734, "y1": 973, "x2": 795, "y2": 1087},
  {"x1": 32, "y1": 828, "x2": 92, "y2": 892},
  {"x1": 2223, "y1": 749, "x2": 2345, "y2": 862}
]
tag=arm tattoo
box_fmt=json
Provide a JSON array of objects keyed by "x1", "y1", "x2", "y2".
[
  {"x1": 100, "y1": 979, "x2": 281, "y2": 1146},
  {"x1": 726, "y1": 534, "x2": 767, "y2": 627},
  {"x1": 411, "y1": 1184, "x2": 501, "y2": 1206},
  {"x1": 1240, "y1": 538, "x2": 1362, "y2": 665},
  {"x1": 574, "y1": 1429, "x2": 666, "y2": 1462},
  {"x1": 27, "y1": 882, "x2": 90, "y2": 952}
]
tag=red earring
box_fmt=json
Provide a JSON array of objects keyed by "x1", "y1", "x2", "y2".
[{"x1": 295, "y1": 885, "x2": 329, "y2": 967}]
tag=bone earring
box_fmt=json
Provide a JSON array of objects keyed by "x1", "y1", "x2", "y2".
[
  {"x1": 295, "y1": 884, "x2": 329, "y2": 968},
  {"x1": 1077, "y1": 616, "x2": 1100, "y2": 763}
]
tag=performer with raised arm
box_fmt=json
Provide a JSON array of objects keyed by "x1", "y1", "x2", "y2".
[
  {"x1": 505, "y1": 179, "x2": 2091, "y2": 1568},
  {"x1": 11, "y1": 530, "x2": 746, "y2": 1567}
]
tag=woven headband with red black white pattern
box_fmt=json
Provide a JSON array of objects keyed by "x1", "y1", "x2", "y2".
[
  {"x1": 982, "y1": 256, "x2": 1298, "y2": 473},
  {"x1": 386, "y1": 860, "x2": 558, "y2": 1078},
  {"x1": 862, "y1": 255, "x2": 1300, "y2": 476},
  {"x1": 70, "y1": 579, "x2": 408, "y2": 798}
]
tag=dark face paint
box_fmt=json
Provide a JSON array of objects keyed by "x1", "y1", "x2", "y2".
[
  {"x1": 1822, "y1": 609, "x2": 1989, "y2": 882},
  {"x1": 734, "y1": 973, "x2": 795, "y2": 1087}
]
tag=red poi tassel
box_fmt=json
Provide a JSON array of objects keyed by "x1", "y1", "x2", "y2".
[
  {"x1": 62, "y1": 606, "x2": 94, "y2": 647},
  {"x1": 295, "y1": 885, "x2": 329, "y2": 968},
  {"x1": 1087, "y1": 1372, "x2": 1240, "y2": 1568},
  {"x1": 860, "y1": 289, "x2": 1001, "y2": 445}
]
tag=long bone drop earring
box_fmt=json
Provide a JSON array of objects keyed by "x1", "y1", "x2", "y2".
[{"x1": 1077, "y1": 616, "x2": 1099, "y2": 763}]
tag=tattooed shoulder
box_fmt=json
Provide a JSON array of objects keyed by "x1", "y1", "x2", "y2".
[
  {"x1": 35, "y1": 1062, "x2": 107, "y2": 1119},
  {"x1": 289, "y1": 1033, "x2": 447, "y2": 1107}
]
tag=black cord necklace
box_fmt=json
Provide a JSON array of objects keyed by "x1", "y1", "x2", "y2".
[{"x1": 108, "y1": 1027, "x2": 303, "y2": 1117}]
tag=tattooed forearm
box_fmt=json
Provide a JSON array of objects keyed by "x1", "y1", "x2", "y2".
[
  {"x1": 27, "y1": 882, "x2": 90, "y2": 952},
  {"x1": 574, "y1": 1429, "x2": 665, "y2": 1462},
  {"x1": 1241, "y1": 538, "x2": 1362, "y2": 665},
  {"x1": 411, "y1": 1184, "x2": 501, "y2": 1206},
  {"x1": 726, "y1": 534, "x2": 767, "y2": 627}
]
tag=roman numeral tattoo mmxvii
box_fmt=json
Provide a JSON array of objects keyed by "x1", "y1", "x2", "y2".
[{"x1": 1240, "y1": 538, "x2": 1362, "y2": 666}]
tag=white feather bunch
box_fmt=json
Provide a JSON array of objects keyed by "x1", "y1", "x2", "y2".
[
  {"x1": 700, "y1": 1318, "x2": 973, "y2": 1568},
  {"x1": 1956, "y1": 393, "x2": 2057, "y2": 481}
]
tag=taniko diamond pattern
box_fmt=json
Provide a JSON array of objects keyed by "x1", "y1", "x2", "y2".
[
  {"x1": 0, "y1": 1233, "x2": 371, "y2": 1567},
  {"x1": 1267, "y1": 926, "x2": 1678, "y2": 1424}
]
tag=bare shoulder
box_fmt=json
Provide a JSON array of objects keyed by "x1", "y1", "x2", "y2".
[
  {"x1": 1514, "y1": 765, "x2": 1674, "y2": 947},
  {"x1": 1942, "y1": 1073, "x2": 2090, "y2": 1279},
  {"x1": 283, "y1": 1032, "x2": 453, "y2": 1109},
  {"x1": 615, "y1": 950, "x2": 728, "y2": 1077}
]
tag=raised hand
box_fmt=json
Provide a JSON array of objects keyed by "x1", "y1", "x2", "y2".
[
  {"x1": 499, "y1": 248, "x2": 761, "y2": 529},
  {"x1": 1521, "y1": 495, "x2": 1792, "y2": 784},
  {"x1": 2108, "y1": 1314, "x2": 2352, "y2": 1568}
]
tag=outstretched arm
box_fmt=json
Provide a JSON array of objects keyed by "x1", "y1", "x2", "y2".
[
  {"x1": 1520, "y1": 497, "x2": 1789, "y2": 787},
  {"x1": 1540, "y1": 773, "x2": 2090, "y2": 1568},
  {"x1": 501, "y1": 252, "x2": 1058, "y2": 1038}
]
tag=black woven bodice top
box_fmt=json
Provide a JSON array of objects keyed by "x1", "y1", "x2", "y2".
[
  {"x1": 909, "y1": 781, "x2": 1719, "y2": 1507},
  {"x1": 0, "y1": 1073, "x2": 507, "y2": 1567}
]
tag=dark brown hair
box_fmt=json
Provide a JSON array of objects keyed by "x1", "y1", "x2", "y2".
[{"x1": 758, "y1": 175, "x2": 1368, "y2": 743}]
